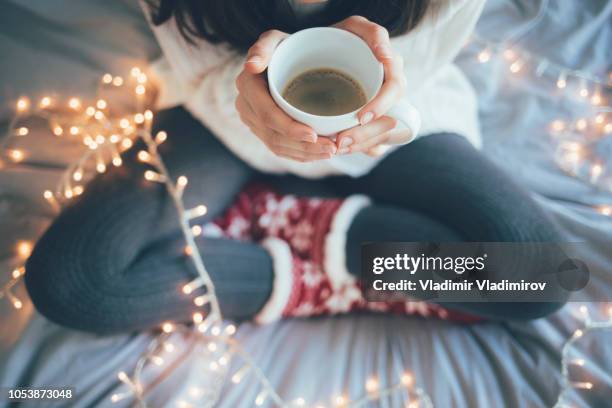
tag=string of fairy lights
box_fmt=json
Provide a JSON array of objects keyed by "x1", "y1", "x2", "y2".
[{"x1": 0, "y1": 35, "x2": 611, "y2": 407}]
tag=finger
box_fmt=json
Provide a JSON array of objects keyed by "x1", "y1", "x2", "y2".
[
  {"x1": 336, "y1": 116, "x2": 397, "y2": 154},
  {"x1": 274, "y1": 145, "x2": 333, "y2": 162},
  {"x1": 334, "y1": 16, "x2": 392, "y2": 61},
  {"x1": 245, "y1": 30, "x2": 288, "y2": 74},
  {"x1": 366, "y1": 144, "x2": 392, "y2": 157},
  {"x1": 280, "y1": 137, "x2": 337, "y2": 155},
  {"x1": 358, "y1": 55, "x2": 405, "y2": 125},
  {"x1": 243, "y1": 74, "x2": 317, "y2": 139}
]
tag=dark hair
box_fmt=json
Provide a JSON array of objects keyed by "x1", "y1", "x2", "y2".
[{"x1": 148, "y1": 0, "x2": 430, "y2": 52}]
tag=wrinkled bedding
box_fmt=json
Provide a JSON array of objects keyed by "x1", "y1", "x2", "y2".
[{"x1": 1, "y1": 1, "x2": 611, "y2": 407}]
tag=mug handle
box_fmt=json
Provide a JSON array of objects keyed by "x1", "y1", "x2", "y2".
[{"x1": 384, "y1": 99, "x2": 421, "y2": 145}]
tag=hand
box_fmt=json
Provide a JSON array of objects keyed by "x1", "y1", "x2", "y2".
[
  {"x1": 333, "y1": 16, "x2": 411, "y2": 156},
  {"x1": 235, "y1": 30, "x2": 337, "y2": 162}
]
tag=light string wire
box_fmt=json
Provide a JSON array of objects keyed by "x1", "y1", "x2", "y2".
[
  {"x1": 1, "y1": 21, "x2": 611, "y2": 405},
  {"x1": 553, "y1": 306, "x2": 612, "y2": 408},
  {"x1": 0, "y1": 69, "x2": 431, "y2": 408}
]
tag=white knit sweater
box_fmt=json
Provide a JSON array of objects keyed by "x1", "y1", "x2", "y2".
[{"x1": 144, "y1": 0, "x2": 485, "y2": 178}]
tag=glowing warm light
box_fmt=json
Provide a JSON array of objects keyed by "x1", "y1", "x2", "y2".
[
  {"x1": 73, "y1": 170, "x2": 83, "y2": 181},
  {"x1": 8, "y1": 149, "x2": 25, "y2": 162},
  {"x1": 135, "y1": 85, "x2": 146, "y2": 95},
  {"x1": 194, "y1": 295, "x2": 208, "y2": 306},
  {"x1": 401, "y1": 372, "x2": 414, "y2": 387},
  {"x1": 365, "y1": 377, "x2": 379, "y2": 393},
  {"x1": 509, "y1": 60, "x2": 522, "y2": 73},
  {"x1": 155, "y1": 131, "x2": 168, "y2": 144},
  {"x1": 16, "y1": 97, "x2": 30, "y2": 112},
  {"x1": 102, "y1": 73, "x2": 113, "y2": 84},
  {"x1": 17, "y1": 240, "x2": 33, "y2": 258},
  {"x1": 161, "y1": 322, "x2": 174, "y2": 333},
  {"x1": 163, "y1": 342, "x2": 175, "y2": 353},
  {"x1": 144, "y1": 170, "x2": 163, "y2": 182},
  {"x1": 69, "y1": 126, "x2": 79, "y2": 135},
  {"x1": 294, "y1": 398, "x2": 305, "y2": 406},
  {"x1": 594, "y1": 114, "x2": 605, "y2": 125},
  {"x1": 121, "y1": 138, "x2": 133, "y2": 149},
  {"x1": 12, "y1": 267, "x2": 25, "y2": 279},
  {"x1": 209, "y1": 361, "x2": 219, "y2": 371},
  {"x1": 144, "y1": 110, "x2": 153, "y2": 121},
  {"x1": 579, "y1": 87, "x2": 589, "y2": 98},
  {"x1": 95, "y1": 135, "x2": 105, "y2": 144},
  {"x1": 556, "y1": 73, "x2": 567, "y2": 89},
  {"x1": 590, "y1": 164, "x2": 603, "y2": 181},
  {"x1": 550, "y1": 120, "x2": 565, "y2": 133},
  {"x1": 599, "y1": 206, "x2": 611, "y2": 216},
  {"x1": 137, "y1": 73, "x2": 148, "y2": 84},
  {"x1": 191, "y1": 225, "x2": 202, "y2": 236},
  {"x1": 109, "y1": 134, "x2": 120, "y2": 143},
  {"x1": 575, "y1": 329, "x2": 583, "y2": 338},
  {"x1": 130, "y1": 67, "x2": 141, "y2": 77},
  {"x1": 68, "y1": 97, "x2": 81, "y2": 110},
  {"x1": 134, "y1": 113, "x2": 145, "y2": 124},
  {"x1": 255, "y1": 391, "x2": 267, "y2": 406},
  {"x1": 17, "y1": 127, "x2": 29, "y2": 136},
  {"x1": 192, "y1": 312, "x2": 203, "y2": 324},
  {"x1": 119, "y1": 118, "x2": 130, "y2": 129},
  {"x1": 590, "y1": 92, "x2": 602, "y2": 105},
  {"x1": 604, "y1": 123, "x2": 612, "y2": 134},
  {"x1": 97, "y1": 163, "x2": 107, "y2": 173},
  {"x1": 86, "y1": 106, "x2": 96, "y2": 116},
  {"x1": 575, "y1": 118, "x2": 587, "y2": 131},
  {"x1": 573, "y1": 359, "x2": 585, "y2": 366},
  {"x1": 151, "y1": 355, "x2": 164, "y2": 366},
  {"x1": 112, "y1": 76, "x2": 124, "y2": 86},
  {"x1": 94, "y1": 111, "x2": 104, "y2": 120},
  {"x1": 117, "y1": 371, "x2": 129, "y2": 382},
  {"x1": 39, "y1": 96, "x2": 52, "y2": 108},
  {"x1": 184, "y1": 246, "x2": 193, "y2": 256},
  {"x1": 503, "y1": 49, "x2": 516, "y2": 60},
  {"x1": 96, "y1": 99, "x2": 107, "y2": 109},
  {"x1": 177, "y1": 176, "x2": 188, "y2": 187},
  {"x1": 73, "y1": 186, "x2": 84, "y2": 196},
  {"x1": 53, "y1": 126, "x2": 63, "y2": 136},
  {"x1": 224, "y1": 324, "x2": 236, "y2": 335},
  {"x1": 137, "y1": 150, "x2": 151, "y2": 162},
  {"x1": 334, "y1": 395, "x2": 347, "y2": 407},
  {"x1": 13, "y1": 299, "x2": 23, "y2": 309},
  {"x1": 231, "y1": 366, "x2": 249, "y2": 384},
  {"x1": 112, "y1": 157, "x2": 122, "y2": 167},
  {"x1": 477, "y1": 49, "x2": 491, "y2": 63},
  {"x1": 211, "y1": 325, "x2": 221, "y2": 336},
  {"x1": 182, "y1": 283, "x2": 193, "y2": 295}
]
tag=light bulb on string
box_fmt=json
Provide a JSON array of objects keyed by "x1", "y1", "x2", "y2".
[
  {"x1": 16, "y1": 97, "x2": 30, "y2": 112},
  {"x1": 556, "y1": 72, "x2": 567, "y2": 89},
  {"x1": 578, "y1": 78, "x2": 589, "y2": 98},
  {"x1": 477, "y1": 47, "x2": 491, "y2": 63}
]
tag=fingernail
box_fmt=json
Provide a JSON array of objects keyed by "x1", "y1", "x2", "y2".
[
  {"x1": 329, "y1": 145, "x2": 337, "y2": 154},
  {"x1": 338, "y1": 147, "x2": 350, "y2": 155},
  {"x1": 360, "y1": 112, "x2": 374, "y2": 125},
  {"x1": 375, "y1": 44, "x2": 392, "y2": 59},
  {"x1": 246, "y1": 56, "x2": 261, "y2": 64},
  {"x1": 339, "y1": 137, "x2": 353, "y2": 148}
]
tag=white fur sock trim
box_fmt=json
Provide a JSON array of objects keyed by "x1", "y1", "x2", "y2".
[
  {"x1": 324, "y1": 195, "x2": 371, "y2": 290},
  {"x1": 254, "y1": 238, "x2": 294, "y2": 324}
]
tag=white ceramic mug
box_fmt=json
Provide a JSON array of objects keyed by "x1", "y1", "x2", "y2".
[{"x1": 267, "y1": 27, "x2": 418, "y2": 138}]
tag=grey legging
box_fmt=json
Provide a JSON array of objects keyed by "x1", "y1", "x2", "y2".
[{"x1": 25, "y1": 107, "x2": 567, "y2": 334}]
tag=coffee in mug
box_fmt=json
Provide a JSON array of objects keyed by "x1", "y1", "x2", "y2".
[{"x1": 282, "y1": 68, "x2": 367, "y2": 116}]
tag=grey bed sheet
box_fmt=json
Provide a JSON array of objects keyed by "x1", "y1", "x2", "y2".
[{"x1": 1, "y1": 1, "x2": 611, "y2": 407}]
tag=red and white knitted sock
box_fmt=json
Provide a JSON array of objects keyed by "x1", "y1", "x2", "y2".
[{"x1": 233, "y1": 184, "x2": 481, "y2": 324}]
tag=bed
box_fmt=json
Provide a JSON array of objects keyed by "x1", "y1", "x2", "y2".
[{"x1": 1, "y1": 1, "x2": 611, "y2": 407}]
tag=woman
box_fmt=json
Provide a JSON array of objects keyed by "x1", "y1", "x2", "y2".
[{"x1": 25, "y1": 0, "x2": 566, "y2": 334}]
